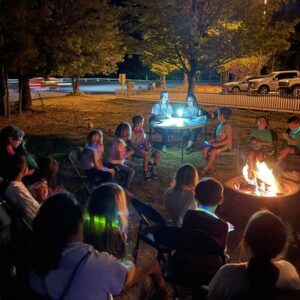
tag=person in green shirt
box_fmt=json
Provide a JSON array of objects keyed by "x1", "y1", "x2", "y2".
[
  {"x1": 278, "y1": 115, "x2": 300, "y2": 164},
  {"x1": 247, "y1": 116, "x2": 273, "y2": 172}
]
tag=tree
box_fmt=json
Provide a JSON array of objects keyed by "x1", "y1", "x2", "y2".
[
  {"x1": 0, "y1": 0, "x2": 38, "y2": 115},
  {"x1": 219, "y1": 55, "x2": 270, "y2": 80},
  {"x1": 124, "y1": 0, "x2": 297, "y2": 93},
  {"x1": 37, "y1": 0, "x2": 125, "y2": 94}
]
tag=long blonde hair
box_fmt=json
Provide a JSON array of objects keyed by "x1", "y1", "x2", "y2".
[{"x1": 173, "y1": 164, "x2": 199, "y2": 192}]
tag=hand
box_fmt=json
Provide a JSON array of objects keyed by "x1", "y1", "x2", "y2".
[{"x1": 108, "y1": 168, "x2": 115, "y2": 176}]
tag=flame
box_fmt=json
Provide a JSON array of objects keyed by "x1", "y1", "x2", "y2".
[{"x1": 242, "y1": 161, "x2": 281, "y2": 196}]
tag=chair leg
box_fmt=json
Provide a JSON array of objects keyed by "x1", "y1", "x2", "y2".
[{"x1": 133, "y1": 222, "x2": 143, "y2": 263}]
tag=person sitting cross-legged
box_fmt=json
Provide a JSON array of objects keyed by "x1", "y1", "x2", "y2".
[{"x1": 182, "y1": 177, "x2": 229, "y2": 250}]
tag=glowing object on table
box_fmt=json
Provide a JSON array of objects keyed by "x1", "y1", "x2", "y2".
[
  {"x1": 159, "y1": 118, "x2": 185, "y2": 127},
  {"x1": 177, "y1": 108, "x2": 183, "y2": 117}
]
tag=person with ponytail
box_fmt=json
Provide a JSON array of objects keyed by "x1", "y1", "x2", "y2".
[{"x1": 208, "y1": 210, "x2": 300, "y2": 300}]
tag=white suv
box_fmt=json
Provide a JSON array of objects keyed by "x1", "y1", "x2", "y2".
[{"x1": 248, "y1": 70, "x2": 300, "y2": 95}]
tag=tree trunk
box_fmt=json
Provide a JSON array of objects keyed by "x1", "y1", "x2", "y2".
[
  {"x1": 0, "y1": 65, "x2": 10, "y2": 118},
  {"x1": 161, "y1": 74, "x2": 167, "y2": 89},
  {"x1": 183, "y1": 73, "x2": 188, "y2": 87},
  {"x1": 71, "y1": 75, "x2": 80, "y2": 94},
  {"x1": 20, "y1": 74, "x2": 32, "y2": 111},
  {"x1": 187, "y1": 58, "x2": 197, "y2": 94}
]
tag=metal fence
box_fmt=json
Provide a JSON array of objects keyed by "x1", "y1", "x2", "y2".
[{"x1": 116, "y1": 90, "x2": 300, "y2": 114}]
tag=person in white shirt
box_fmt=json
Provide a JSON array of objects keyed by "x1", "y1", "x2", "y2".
[
  {"x1": 4, "y1": 155, "x2": 40, "y2": 225},
  {"x1": 208, "y1": 210, "x2": 300, "y2": 300}
]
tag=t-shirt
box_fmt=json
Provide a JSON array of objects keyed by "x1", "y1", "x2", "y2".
[
  {"x1": 151, "y1": 103, "x2": 173, "y2": 116},
  {"x1": 289, "y1": 126, "x2": 300, "y2": 150},
  {"x1": 250, "y1": 128, "x2": 273, "y2": 144},
  {"x1": 131, "y1": 128, "x2": 147, "y2": 148},
  {"x1": 30, "y1": 242, "x2": 128, "y2": 300},
  {"x1": 215, "y1": 123, "x2": 233, "y2": 149},
  {"x1": 164, "y1": 188, "x2": 197, "y2": 226},
  {"x1": 110, "y1": 138, "x2": 126, "y2": 163},
  {"x1": 183, "y1": 106, "x2": 201, "y2": 118},
  {"x1": 5, "y1": 181, "x2": 40, "y2": 225},
  {"x1": 208, "y1": 260, "x2": 300, "y2": 300}
]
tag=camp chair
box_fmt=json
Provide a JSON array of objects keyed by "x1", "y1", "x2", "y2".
[
  {"x1": 130, "y1": 198, "x2": 167, "y2": 262},
  {"x1": 68, "y1": 147, "x2": 93, "y2": 195}
]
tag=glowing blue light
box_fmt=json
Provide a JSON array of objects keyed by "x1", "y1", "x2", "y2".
[{"x1": 177, "y1": 108, "x2": 183, "y2": 117}]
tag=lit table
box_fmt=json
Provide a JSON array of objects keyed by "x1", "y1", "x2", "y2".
[{"x1": 150, "y1": 116, "x2": 208, "y2": 163}]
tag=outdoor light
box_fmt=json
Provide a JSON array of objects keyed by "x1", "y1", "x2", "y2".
[{"x1": 177, "y1": 108, "x2": 183, "y2": 117}]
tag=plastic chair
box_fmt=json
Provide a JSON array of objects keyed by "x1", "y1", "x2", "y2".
[
  {"x1": 151, "y1": 225, "x2": 225, "y2": 299},
  {"x1": 68, "y1": 147, "x2": 93, "y2": 195},
  {"x1": 130, "y1": 198, "x2": 166, "y2": 262}
]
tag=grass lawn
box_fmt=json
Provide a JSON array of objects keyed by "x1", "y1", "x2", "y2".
[{"x1": 1, "y1": 93, "x2": 300, "y2": 298}]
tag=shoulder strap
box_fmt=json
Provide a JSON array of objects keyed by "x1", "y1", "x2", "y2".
[{"x1": 42, "y1": 249, "x2": 92, "y2": 300}]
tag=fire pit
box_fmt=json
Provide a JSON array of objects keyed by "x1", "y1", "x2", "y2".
[{"x1": 220, "y1": 161, "x2": 300, "y2": 229}]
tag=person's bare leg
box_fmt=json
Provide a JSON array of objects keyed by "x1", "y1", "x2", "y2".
[
  {"x1": 202, "y1": 147, "x2": 209, "y2": 160},
  {"x1": 278, "y1": 147, "x2": 294, "y2": 164},
  {"x1": 247, "y1": 151, "x2": 256, "y2": 171},
  {"x1": 203, "y1": 148, "x2": 218, "y2": 172}
]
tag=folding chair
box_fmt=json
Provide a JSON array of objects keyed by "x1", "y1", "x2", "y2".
[
  {"x1": 68, "y1": 147, "x2": 93, "y2": 195},
  {"x1": 152, "y1": 225, "x2": 225, "y2": 299},
  {"x1": 130, "y1": 198, "x2": 167, "y2": 262}
]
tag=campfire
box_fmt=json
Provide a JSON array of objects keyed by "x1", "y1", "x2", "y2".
[{"x1": 240, "y1": 161, "x2": 281, "y2": 197}]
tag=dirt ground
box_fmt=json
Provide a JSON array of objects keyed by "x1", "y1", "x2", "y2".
[{"x1": 1, "y1": 93, "x2": 300, "y2": 298}]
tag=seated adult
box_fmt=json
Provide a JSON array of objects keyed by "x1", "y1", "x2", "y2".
[
  {"x1": 208, "y1": 210, "x2": 300, "y2": 300},
  {"x1": 30, "y1": 192, "x2": 166, "y2": 300},
  {"x1": 4, "y1": 155, "x2": 40, "y2": 225},
  {"x1": 150, "y1": 91, "x2": 174, "y2": 152},
  {"x1": 182, "y1": 177, "x2": 228, "y2": 249},
  {"x1": 164, "y1": 164, "x2": 198, "y2": 226}
]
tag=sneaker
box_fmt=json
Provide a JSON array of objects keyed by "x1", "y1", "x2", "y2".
[
  {"x1": 185, "y1": 147, "x2": 192, "y2": 154},
  {"x1": 162, "y1": 145, "x2": 167, "y2": 153},
  {"x1": 144, "y1": 171, "x2": 152, "y2": 180}
]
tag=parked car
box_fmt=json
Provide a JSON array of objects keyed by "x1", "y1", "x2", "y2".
[
  {"x1": 248, "y1": 70, "x2": 300, "y2": 95},
  {"x1": 278, "y1": 77, "x2": 300, "y2": 98},
  {"x1": 222, "y1": 75, "x2": 262, "y2": 94},
  {"x1": 29, "y1": 77, "x2": 60, "y2": 87}
]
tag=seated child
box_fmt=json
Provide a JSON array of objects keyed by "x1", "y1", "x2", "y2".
[
  {"x1": 164, "y1": 164, "x2": 198, "y2": 226},
  {"x1": 4, "y1": 155, "x2": 40, "y2": 225},
  {"x1": 247, "y1": 116, "x2": 273, "y2": 172},
  {"x1": 131, "y1": 115, "x2": 161, "y2": 180},
  {"x1": 182, "y1": 177, "x2": 229, "y2": 249},
  {"x1": 110, "y1": 123, "x2": 136, "y2": 189},
  {"x1": 0, "y1": 125, "x2": 38, "y2": 180},
  {"x1": 278, "y1": 115, "x2": 300, "y2": 164},
  {"x1": 81, "y1": 130, "x2": 115, "y2": 183},
  {"x1": 201, "y1": 107, "x2": 233, "y2": 175},
  {"x1": 28, "y1": 156, "x2": 63, "y2": 203}
]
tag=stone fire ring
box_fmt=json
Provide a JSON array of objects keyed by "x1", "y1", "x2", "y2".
[{"x1": 219, "y1": 176, "x2": 300, "y2": 230}]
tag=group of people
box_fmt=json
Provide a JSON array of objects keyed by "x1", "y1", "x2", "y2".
[
  {"x1": 151, "y1": 91, "x2": 300, "y2": 176},
  {"x1": 0, "y1": 98, "x2": 299, "y2": 299}
]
